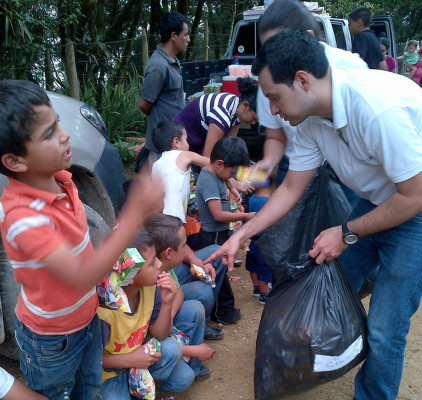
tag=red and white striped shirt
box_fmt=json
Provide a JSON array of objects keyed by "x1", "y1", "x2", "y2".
[{"x1": 0, "y1": 170, "x2": 98, "y2": 335}]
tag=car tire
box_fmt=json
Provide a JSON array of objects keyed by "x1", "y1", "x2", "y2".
[
  {"x1": 71, "y1": 169, "x2": 116, "y2": 228},
  {"x1": 0, "y1": 205, "x2": 109, "y2": 360}
]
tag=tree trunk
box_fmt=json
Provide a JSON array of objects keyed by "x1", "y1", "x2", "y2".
[
  {"x1": 204, "y1": 19, "x2": 209, "y2": 61},
  {"x1": 45, "y1": 49, "x2": 54, "y2": 90},
  {"x1": 177, "y1": 0, "x2": 190, "y2": 16},
  {"x1": 142, "y1": 27, "x2": 149, "y2": 74},
  {"x1": 149, "y1": 0, "x2": 162, "y2": 51},
  {"x1": 185, "y1": 0, "x2": 206, "y2": 61},
  {"x1": 65, "y1": 39, "x2": 80, "y2": 100}
]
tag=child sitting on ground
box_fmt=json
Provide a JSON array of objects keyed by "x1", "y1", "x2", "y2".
[
  {"x1": 195, "y1": 137, "x2": 255, "y2": 324},
  {"x1": 397, "y1": 40, "x2": 419, "y2": 79},
  {"x1": 144, "y1": 214, "x2": 216, "y2": 380},
  {"x1": 145, "y1": 212, "x2": 226, "y2": 341},
  {"x1": 245, "y1": 171, "x2": 277, "y2": 305},
  {"x1": 0, "y1": 80, "x2": 163, "y2": 399},
  {"x1": 98, "y1": 230, "x2": 198, "y2": 399}
]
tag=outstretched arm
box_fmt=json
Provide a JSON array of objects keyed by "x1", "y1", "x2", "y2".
[{"x1": 205, "y1": 168, "x2": 316, "y2": 269}]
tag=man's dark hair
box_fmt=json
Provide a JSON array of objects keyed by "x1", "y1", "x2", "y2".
[
  {"x1": 144, "y1": 213, "x2": 184, "y2": 256},
  {"x1": 258, "y1": 0, "x2": 320, "y2": 40},
  {"x1": 152, "y1": 120, "x2": 185, "y2": 153},
  {"x1": 237, "y1": 77, "x2": 259, "y2": 112},
  {"x1": 131, "y1": 229, "x2": 155, "y2": 255},
  {"x1": 210, "y1": 137, "x2": 249, "y2": 167},
  {"x1": 349, "y1": 7, "x2": 372, "y2": 27},
  {"x1": 252, "y1": 29, "x2": 329, "y2": 87},
  {"x1": 159, "y1": 12, "x2": 189, "y2": 43},
  {"x1": 0, "y1": 80, "x2": 50, "y2": 177}
]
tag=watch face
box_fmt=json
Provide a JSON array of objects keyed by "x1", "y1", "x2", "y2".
[{"x1": 344, "y1": 233, "x2": 358, "y2": 245}]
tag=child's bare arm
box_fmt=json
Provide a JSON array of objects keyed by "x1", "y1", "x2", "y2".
[
  {"x1": 183, "y1": 343, "x2": 215, "y2": 361},
  {"x1": 3, "y1": 379, "x2": 48, "y2": 400},
  {"x1": 171, "y1": 288, "x2": 184, "y2": 322},
  {"x1": 102, "y1": 341, "x2": 161, "y2": 369},
  {"x1": 41, "y1": 172, "x2": 164, "y2": 289},
  {"x1": 207, "y1": 199, "x2": 255, "y2": 222},
  {"x1": 149, "y1": 272, "x2": 177, "y2": 341},
  {"x1": 176, "y1": 151, "x2": 209, "y2": 172},
  {"x1": 397, "y1": 55, "x2": 405, "y2": 61}
]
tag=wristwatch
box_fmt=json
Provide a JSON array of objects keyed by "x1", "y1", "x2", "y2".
[{"x1": 342, "y1": 222, "x2": 359, "y2": 245}]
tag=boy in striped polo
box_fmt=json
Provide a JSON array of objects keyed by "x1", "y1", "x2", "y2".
[{"x1": 0, "y1": 80, "x2": 163, "y2": 400}]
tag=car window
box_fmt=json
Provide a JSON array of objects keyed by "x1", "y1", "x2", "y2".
[
  {"x1": 317, "y1": 21, "x2": 328, "y2": 44},
  {"x1": 332, "y1": 23, "x2": 347, "y2": 50},
  {"x1": 233, "y1": 23, "x2": 256, "y2": 57}
]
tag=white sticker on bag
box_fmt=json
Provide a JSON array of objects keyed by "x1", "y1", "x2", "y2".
[{"x1": 313, "y1": 335, "x2": 363, "y2": 372}]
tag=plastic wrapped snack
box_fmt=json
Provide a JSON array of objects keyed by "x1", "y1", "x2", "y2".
[
  {"x1": 191, "y1": 264, "x2": 216, "y2": 288},
  {"x1": 171, "y1": 327, "x2": 191, "y2": 362},
  {"x1": 144, "y1": 338, "x2": 161, "y2": 355},
  {"x1": 97, "y1": 273, "x2": 132, "y2": 313},
  {"x1": 128, "y1": 367, "x2": 155, "y2": 399},
  {"x1": 235, "y1": 166, "x2": 269, "y2": 188},
  {"x1": 97, "y1": 248, "x2": 145, "y2": 313}
]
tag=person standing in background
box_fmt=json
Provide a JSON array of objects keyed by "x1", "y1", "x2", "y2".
[
  {"x1": 380, "y1": 38, "x2": 397, "y2": 73},
  {"x1": 139, "y1": 12, "x2": 190, "y2": 166},
  {"x1": 348, "y1": 7, "x2": 387, "y2": 70}
]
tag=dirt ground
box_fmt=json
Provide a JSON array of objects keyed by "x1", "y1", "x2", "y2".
[
  {"x1": 1, "y1": 162, "x2": 421, "y2": 400},
  {"x1": 2, "y1": 257, "x2": 421, "y2": 400}
]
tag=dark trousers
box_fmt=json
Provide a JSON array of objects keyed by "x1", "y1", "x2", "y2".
[{"x1": 199, "y1": 229, "x2": 236, "y2": 318}]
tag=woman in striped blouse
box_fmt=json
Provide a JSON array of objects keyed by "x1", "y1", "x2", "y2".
[{"x1": 173, "y1": 77, "x2": 258, "y2": 157}]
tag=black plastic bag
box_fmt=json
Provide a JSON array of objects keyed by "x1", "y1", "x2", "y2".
[
  {"x1": 256, "y1": 163, "x2": 352, "y2": 281},
  {"x1": 254, "y1": 258, "x2": 368, "y2": 400}
]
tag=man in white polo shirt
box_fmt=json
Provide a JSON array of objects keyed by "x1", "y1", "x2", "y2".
[{"x1": 206, "y1": 30, "x2": 422, "y2": 400}]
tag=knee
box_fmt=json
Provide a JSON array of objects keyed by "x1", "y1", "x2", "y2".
[{"x1": 160, "y1": 337, "x2": 183, "y2": 364}]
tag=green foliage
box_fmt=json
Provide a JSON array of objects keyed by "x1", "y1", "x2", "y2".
[
  {"x1": 78, "y1": 65, "x2": 146, "y2": 143},
  {"x1": 112, "y1": 139, "x2": 138, "y2": 163}
]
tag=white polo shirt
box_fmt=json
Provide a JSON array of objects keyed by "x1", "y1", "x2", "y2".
[
  {"x1": 289, "y1": 67, "x2": 422, "y2": 205},
  {"x1": 257, "y1": 43, "x2": 368, "y2": 159}
]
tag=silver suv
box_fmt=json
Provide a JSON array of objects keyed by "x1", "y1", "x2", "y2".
[{"x1": 0, "y1": 91, "x2": 125, "y2": 358}]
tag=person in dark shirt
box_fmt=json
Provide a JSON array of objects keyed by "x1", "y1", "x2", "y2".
[{"x1": 348, "y1": 7, "x2": 387, "y2": 70}]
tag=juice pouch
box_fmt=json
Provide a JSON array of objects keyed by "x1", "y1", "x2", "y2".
[{"x1": 113, "y1": 248, "x2": 145, "y2": 287}]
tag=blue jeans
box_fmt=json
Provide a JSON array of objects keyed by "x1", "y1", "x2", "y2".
[
  {"x1": 339, "y1": 199, "x2": 422, "y2": 400},
  {"x1": 173, "y1": 299, "x2": 205, "y2": 376},
  {"x1": 174, "y1": 245, "x2": 227, "y2": 320},
  {"x1": 14, "y1": 314, "x2": 102, "y2": 400},
  {"x1": 100, "y1": 337, "x2": 195, "y2": 399}
]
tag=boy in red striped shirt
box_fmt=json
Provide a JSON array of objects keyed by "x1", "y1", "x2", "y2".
[{"x1": 0, "y1": 80, "x2": 163, "y2": 399}]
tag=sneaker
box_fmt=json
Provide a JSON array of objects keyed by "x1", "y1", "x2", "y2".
[
  {"x1": 204, "y1": 325, "x2": 225, "y2": 340},
  {"x1": 253, "y1": 287, "x2": 260, "y2": 298},
  {"x1": 259, "y1": 295, "x2": 268, "y2": 305},
  {"x1": 213, "y1": 308, "x2": 242, "y2": 325},
  {"x1": 234, "y1": 258, "x2": 242, "y2": 268},
  {"x1": 195, "y1": 364, "x2": 210, "y2": 381}
]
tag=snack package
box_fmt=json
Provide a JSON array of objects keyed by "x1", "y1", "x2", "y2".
[
  {"x1": 144, "y1": 338, "x2": 161, "y2": 355},
  {"x1": 97, "y1": 248, "x2": 145, "y2": 313},
  {"x1": 191, "y1": 264, "x2": 216, "y2": 288},
  {"x1": 235, "y1": 166, "x2": 269, "y2": 188},
  {"x1": 113, "y1": 248, "x2": 145, "y2": 287},
  {"x1": 229, "y1": 200, "x2": 242, "y2": 233},
  {"x1": 97, "y1": 273, "x2": 132, "y2": 313},
  {"x1": 128, "y1": 367, "x2": 155, "y2": 399},
  {"x1": 171, "y1": 327, "x2": 191, "y2": 362}
]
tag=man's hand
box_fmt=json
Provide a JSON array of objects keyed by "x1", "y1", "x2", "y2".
[
  {"x1": 308, "y1": 225, "x2": 348, "y2": 264},
  {"x1": 204, "y1": 234, "x2": 243, "y2": 271},
  {"x1": 157, "y1": 272, "x2": 178, "y2": 304},
  {"x1": 252, "y1": 159, "x2": 276, "y2": 179}
]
